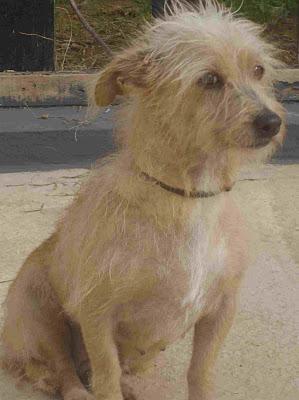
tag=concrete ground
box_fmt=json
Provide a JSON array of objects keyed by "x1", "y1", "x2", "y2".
[{"x1": 0, "y1": 103, "x2": 298, "y2": 400}]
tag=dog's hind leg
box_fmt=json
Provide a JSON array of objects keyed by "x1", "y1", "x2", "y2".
[
  {"x1": 2, "y1": 282, "x2": 95, "y2": 400},
  {"x1": 1, "y1": 239, "x2": 95, "y2": 400}
]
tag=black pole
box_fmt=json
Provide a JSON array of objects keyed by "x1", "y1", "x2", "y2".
[
  {"x1": 297, "y1": 0, "x2": 299, "y2": 64},
  {"x1": 152, "y1": 0, "x2": 166, "y2": 17},
  {"x1": 0, "y1": 0, "x2": 55, "y2": 72}
]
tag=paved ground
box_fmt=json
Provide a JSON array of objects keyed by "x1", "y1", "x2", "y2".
[{"x1": 0, "y1": 104, "x2": 298, "y2": 400}]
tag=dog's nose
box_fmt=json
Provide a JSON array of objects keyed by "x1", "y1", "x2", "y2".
[{"x1": 253, "y1": 109, "x2": 282, "y2": 139}]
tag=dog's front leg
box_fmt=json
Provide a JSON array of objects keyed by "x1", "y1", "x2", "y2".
[
  {"x1": 80, "y1": 314, "x2": 123, "y2": 400},
  {"x1": 187, "y1": 292, "x2": 237, "y2": 400}
]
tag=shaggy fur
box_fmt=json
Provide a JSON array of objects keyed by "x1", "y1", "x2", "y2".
[{"x1": 1, "y1": 2, "x2": 286, "y2": 400}]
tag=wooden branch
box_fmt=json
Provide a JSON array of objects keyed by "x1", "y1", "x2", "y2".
[{"x1": 69, "y1": 0, "x2": 113, "y2": 57}]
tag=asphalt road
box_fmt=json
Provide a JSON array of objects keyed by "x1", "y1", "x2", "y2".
[{"x1": 0, "y1": 103, "x2": 298, "y2": 170}]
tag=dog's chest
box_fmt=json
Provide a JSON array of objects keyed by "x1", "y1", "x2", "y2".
[
  {"x1": 118, "y1": 212, "x2": 227, "y2": 348},
  {"x1": 178, "y1": 222, "x2": 226, "y2": 320}
]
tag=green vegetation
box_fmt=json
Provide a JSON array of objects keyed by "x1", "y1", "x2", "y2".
[{"x1": 222, "y1": 0, "x2": 297, "y2": 23}]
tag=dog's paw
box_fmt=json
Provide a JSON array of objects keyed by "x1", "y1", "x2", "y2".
[
  {"x1": 121, "y1": 382, "x2": 137, "y2": 400},
  {"x1": 64, "y1": 387, "x2": 96, "y2": 400}
]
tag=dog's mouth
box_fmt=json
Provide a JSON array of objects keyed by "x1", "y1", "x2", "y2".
[{"x1": 246, "y1": 138, "x2": 272, "y2": 149}]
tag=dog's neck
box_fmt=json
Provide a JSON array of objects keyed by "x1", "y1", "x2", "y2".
[
  {"x1": 140, "y1": 171, "x2": 232, "y2": 199},
  {"x1": 130, "y1": 150, "x2": 238, "y2": 196}
]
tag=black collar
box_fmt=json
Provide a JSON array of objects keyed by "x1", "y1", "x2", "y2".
[{"x1": 141, "y1": 172, "x2": 231, "y2": 199}]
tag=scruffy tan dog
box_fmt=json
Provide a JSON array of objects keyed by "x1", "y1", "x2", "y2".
[{"x1": 1, "y1": 2, "x2": 286, "y2": 400}]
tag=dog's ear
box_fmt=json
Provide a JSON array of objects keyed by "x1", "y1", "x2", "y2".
[{"x1": 94, "y1": 49, "x2": 152, "y2": 106}]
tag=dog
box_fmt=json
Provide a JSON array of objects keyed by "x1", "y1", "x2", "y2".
[{"x1": 1, "y1": 1, "x2": 286, "y2": 400}]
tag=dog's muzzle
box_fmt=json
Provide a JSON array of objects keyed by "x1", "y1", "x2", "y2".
[{"x1": 252, "y1": 108, "x2": 282, "y2": 147}]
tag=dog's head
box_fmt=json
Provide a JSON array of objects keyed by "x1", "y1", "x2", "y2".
[{"x1": 93, "y1": 1, "x2": 286, "y2": 180}]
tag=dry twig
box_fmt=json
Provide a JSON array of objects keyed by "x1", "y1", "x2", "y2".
[
  {"x1": 56, "y1": 6, "x2": 73, "y2": 70},
  {"x1": 60, "y1": 173, "x2": 88, "y2": 179},
  {"x1": 24, "y1": 203, "x2": 45, "y2": 213},
  {"x1": 17, "y1": 32, "x2": 54, "y2": 41},
  {"x1": 69, "y1": 0, "x2": 113, "y2": 57},
  {"x1": 0, "y1": 279, "x2": 14, "y2": 284}
]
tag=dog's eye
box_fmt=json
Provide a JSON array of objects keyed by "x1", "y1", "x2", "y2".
[
  {"x1": 254, "y1": 65, "x2": 265, "y2": 80},
  {"x1": 199, "y1": 72, "x2": 223, "y2": 89}
]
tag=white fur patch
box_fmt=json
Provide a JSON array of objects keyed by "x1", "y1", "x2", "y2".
[{"x1": 181, "y1": 202, "x2": 228, "y2": 321}]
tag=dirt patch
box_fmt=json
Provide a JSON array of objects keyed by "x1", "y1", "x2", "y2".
[
  {"x1": 55, "y1": 0, "x2": 150, "y2": 71},
  {"x1": 265, "y1": 16, "x2": 298, "y2": 66},
  {"x1": 55, "y1": 0, "x2": 298, "y2": 71}
]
